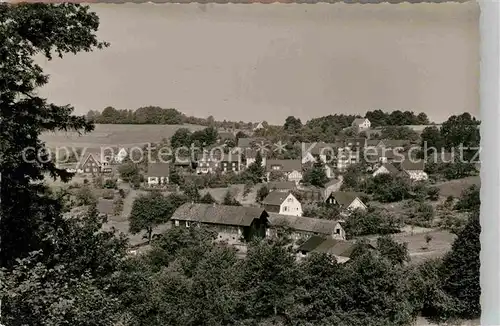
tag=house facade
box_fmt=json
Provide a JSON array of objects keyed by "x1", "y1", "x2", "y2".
[
  {"x1": 262, "y1": 192, "x2": 303, "y2": 217},
  {"x1": 351, "y1": 118, "x2": 371, "y2": 131},
  {"x1": 146, "y1": 163, "x2": 170, "y2": 186},
  {"x1": 266, "y1": 159, "x2": 303, "y2": 185},
  {"x1": 301, "y1": 142, "x2": 336, "y2": 165},
  {"x1": 334, "y1": 138, "x2": 366, "y2": 172},
  {"x1": 401, "y1": 160, "x2": 428, "y2": 181},
  {"x1": 77, "y1": 153, "x2": 102, "y2": 175},
  {"x1": 196, "y1": 152, "x2": 240, "y2": 174},
  {"x1": 170, "y1": 203, "x2": 269, "y2": 245},
  {"x1": 245, "y1": 149, "x2": 267, "y2": 168},
  {"x1": 326, "y1": 191, "x2": 367, "y2": 213},
  {"x1": 323, "y1": 177, "x2": 343, "y2": 200}
]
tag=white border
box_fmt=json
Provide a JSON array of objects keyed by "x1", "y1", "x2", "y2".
[{"x1": 479, "y1": 1, "x2": 500, "y2": 325}]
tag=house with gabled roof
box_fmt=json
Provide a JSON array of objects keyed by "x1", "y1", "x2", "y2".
[
  {"x1": 262, "y1": 192, "x2": 303, "y2": 217},
  {"x1": 326, "y1": 191, "x2": 367, "y2": 213},
  {"x1": 301, "y1": 142, "x2": 336, "y2": 164},
  {"x1": 323, "y1": 177, "x2": 344, "y2": 200},
  {"x1": 400, "y1": 160, "x2": 428, "y2": 181},
  {"x1": 266, "y1": 214, "x2": 345, "y2": 241},
  {"x1": 351, "y1": 118, "x2": 371, "y2": 131},
  {"x1": 244, "y1": 148, "x2": 267, "y2": 168},
  {"x1": 146, "y1": 162, "x2": 170, "y2": 186},
  {"x1": 253, "y1": 121, "x2": 265, "y2": 131},
  {"x1": 170, "y1": 203, "x2": 269, "y2": 245},
  {"x1": 297, "y1": 235, "x2": 375, "y2": 263},
  {"x1": 268, "y1": 181, "x2": 296, "y2": 192},
  {"x1": 266, "y1": 159, "x2": 303, "y2": 185},
  {"x1": 195, "y1": 151, "x2": 240, "y2": 174},
  {"x1": 76, "y1": 152, "x2": 102, "y2": 175},
  {"x1": 372, "y1": 163, "x2": 400, "y2": 177}
]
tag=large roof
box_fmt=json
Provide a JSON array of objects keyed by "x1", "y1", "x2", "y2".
[
  {"x1": 262, "y1": 191, "x2": 292, "y2": 206},
  {"x1": 267, "y1": 213, "x2": 341, "y2": 235},
  {"x1": 401, "y1": 159, "x2": 425, "y2": 171},
  {"x1": 268, "y1": 181, "x2": 296, "y2": 190},
  {"x1": 147, "y1": 162, "x2": 170, "y2": 176},
  {"x1": 298, "y1": 236, "x2": 361, "y2": 258},
  {"x1": 330, "y1": 191, "x2": 361, "y2": 207},
  {"x1": 171, "y1": 203, "x2": 267, "y2": 227},
  {"x1": 266, "y1": 159, "x2": 302, "y2": 172}
]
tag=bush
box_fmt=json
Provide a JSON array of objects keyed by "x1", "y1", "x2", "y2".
[
  {"x1": 343, "y1": 207, "x2": 402, "y2": 238},
  {"x1": 404, "y1": 201, "x2": 434, "y2": 227}
]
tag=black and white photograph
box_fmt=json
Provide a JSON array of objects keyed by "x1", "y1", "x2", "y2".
[{"x1": 0, "y1": 1, "x2": 491, "y2": 325}]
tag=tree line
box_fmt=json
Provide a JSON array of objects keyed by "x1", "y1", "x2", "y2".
[{"x1": 0, "y1": 4, "x2": 479, "y2": 325}]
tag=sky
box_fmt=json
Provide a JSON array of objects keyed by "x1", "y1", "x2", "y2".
[{"x1": 38, "y1": 2, "x2": 480, "y2": 124}]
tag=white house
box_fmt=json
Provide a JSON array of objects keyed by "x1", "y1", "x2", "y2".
[
  {"x1": 351, "y1": 118, "x2": 371, "y2": 131},
  {"x1": 401, "y1": 160, "x2": 428, "y2": 181},
  {"x1": 301, "y1": 142, "x2": 336, "y2": 165},
  {"x1": 372, "y1": 163, "x2": 400, "y2": 177},
  {"x1": 115, "y1": 148, "x2": 128, "y2": 163},
  {"x1": 262, "y1": 192, "x2": 303, "y2": 217},
  {"x1": 253, "y1": 121, "x2": 265, "y2": 131},
  {"x1": 325, "y1": 191, "x2": 367, "y2": 212},
  {"x1": 146, "y1": 162, "x2": 170, "y2": 186},
  {"x1": 266, "y1": 159, "x2": 303, "y2": 185}
]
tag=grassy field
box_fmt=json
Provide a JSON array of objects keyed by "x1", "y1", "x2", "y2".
[
  {"x1": 436, "y1": 176, "x2": 480, "y2": 198},
  {"x1": 40, "y1": 123, "x2": 205, "y2": 150}
]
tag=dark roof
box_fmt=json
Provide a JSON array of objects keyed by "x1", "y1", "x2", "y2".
[
  {"x1": 147, "y1": 163, "x2": 170, "y2": 176},
  {"x1": 268, "y1": 213, "x2": 341, "y2": 235},
  {"x1": 196, "y1": 151, "x2": 240, "y2": 162},
  {"x1": 97, "y1": 199, "x2": 114, "y2": 216},
  {"x1": 266, "y1": 159, "x2": 302, "y2": 172},
  {"x1": 401, "y1": 159, "x2": 425, "y2": 171},
  {"x1": 366, "y1": 139, "x2": 381, "y2": 147},
  {"x1": 171, "y1": 203, "x2": 267, "y2": 227},
  {"x1": 268, "y1": 181, "x2": 296, "y2": 190},
  {"x1": 262, "y1": 191, "x2": 293, "y2": 206},
  {"x1": 298, "y1": 236, "x2": 361, "y2": 258},
  {"x1": 330, "y1": 192, "x2": 362, "y2": 207},
  {"x1": 381, "y1": 139, "x2": 408, "y2": 148},
  {"x1": 379, "y1": 163, "x2": 400, "y2": 175}
]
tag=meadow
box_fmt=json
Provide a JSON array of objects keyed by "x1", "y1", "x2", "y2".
[{"x1": 40, "y1": 123, "x2": 205, "y2": 150}]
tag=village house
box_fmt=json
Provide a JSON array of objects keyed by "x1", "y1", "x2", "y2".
[
  {"x1": 114, "y1": 147, "x2": 128, "y2": 164},
  {"x1": 76, "y1": 152, "x2": 104, "y2": 175},
  {"x1": 326, "y1": 191, "x2": 367, "y2": 213},
  {"x1": 262, "y1": 192, "x2": 303, "y2": 217},
  {"x1": 244, "y1": 149, "x2": 267, "y2": 168},
  {"x1": 351, "y1": 118, "x2": 371, "y2": 131},
  {"x1": 401, "y1": 160, "x2": 428, "y2": 181},
  {"x1": 372, "y1": 163, "x2": 400, "y2": 177},
  {"x1": 146, "y1": 162, "x2": 170, "y2": 186},
  {"x1": 265, "y1": 159, "x2": 303, "y2": 185},
  {"x1": 253, "y1": 121, "x2": 265, "y2": 131},
  {"x1": 365, "y1": 139, "x2": 408, "y2": 150},
  {"x1": 196, "y1": 151, "x2": 240, "y2": 174},
  {"x1": 266, "y1": 214, "x2": 346, "y2": 241},
  {"x1": 268, "y1": 181, "x2": 296, "y2": 192},
  {"x1": 334, "y1": 138, "x2": 366, "y2": 172},
  {"x1": 297, "y1": 236, "x2": 375, "y2": 263},
  {"x1": 170, "y1": 203, "x2": 269, "y2": 245}
]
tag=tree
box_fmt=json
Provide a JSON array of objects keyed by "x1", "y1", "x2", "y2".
[
  {"x1": 170, "y1": 128, "x2": 193, "y2": 149},
  {"x1": 380, "y1": 126, "x2": 419, "y2": 142},
  {"x1": 256, "y1": 185, "x2": 269, "y2": 203},
  {"x1": 283, "y1": 116, "x2": 302, "y2": 133},
  {"x1": 454, "y1": 184, "x2": 480, "y2": 212},
  {"x1": 421, "y1": 126, "x2": 445, "y2": 152},
  {"x1": 302, "y1": 161, "x2": 328, "y2": 187},
  {"x1": 268, "y1": 170, "x2": 286, "y2": 182},
  {"x1": 441, "y1": 113, "x2": 480, "y2": 151},
  {"x1": 182, "y1": 181, "x2": 201, "y2": 203},
  {"x1": 246, "y1": 150, "x2": 265, "y2": 183},
  {"x1": 129, "y1": 192, "x2": 184, "y2": 242},
  {"x1": 222, "y1": 190, "x2": 241, "y2": 206},
  {"x1": 199, "y1": 192, "x2": 216, "y2": 204},
  {"x1": 75, "y1": 185, "x2": 97, "y2": 206},
  {"x1": 376, "y1": 235, "x2": 410, "y2": 265},
  {"x1": 118, "y1": 162, "x2": 140, "y2": 182},
  {"x1": 440, "y1": 212, "x2": 480, "y2": 319}
]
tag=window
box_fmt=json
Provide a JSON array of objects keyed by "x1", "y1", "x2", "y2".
[
  {"x1": 186, "y1": 221, "x2": 190, "y2": 228},
  {"x1": 283, "y1": 206, "x2": 288, "y2": 212},
  {"x1": 287, "y1": 198, "x2": 293, "y2": 202},
  {"x1": 175, "y1": 220, "x2": 179, "y2": 227},
  {"x1": 335, "y1": 228, "x2": 340, "y2": 234}
]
